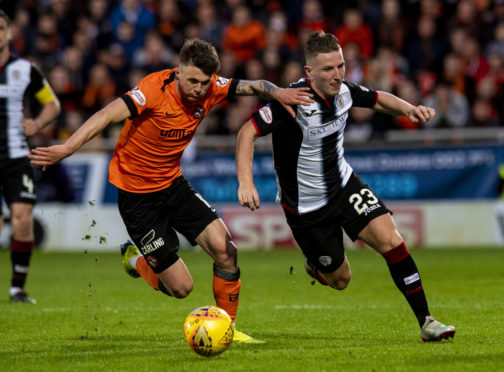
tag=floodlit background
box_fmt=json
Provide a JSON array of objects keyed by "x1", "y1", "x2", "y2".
[{"x1": 1, "y1": 0, "x2": 504, "y2": 250}]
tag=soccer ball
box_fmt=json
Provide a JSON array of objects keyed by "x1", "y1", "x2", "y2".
[{"x1": 183, "y1": 305, "x2": 234, "y2": 357}]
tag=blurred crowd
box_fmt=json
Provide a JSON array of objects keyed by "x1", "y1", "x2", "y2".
[{"x1": 4, "y1": 0, "x2": 504, "y2": 143}]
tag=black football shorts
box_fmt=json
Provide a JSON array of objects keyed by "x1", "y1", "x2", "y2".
[
  {"x1": 284, "y1": 173, "x2": 390, "y2": 273},
  {"x1": 0, "y1": 157, "x2": 37, "y2": 206},
  {"x1": 118, "y1": 176, "x2": 219, "y2": 273}
]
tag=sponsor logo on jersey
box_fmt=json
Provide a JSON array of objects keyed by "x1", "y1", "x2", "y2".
[
  {"x1": 403, "y1": 272, "x2": 420, "y2": 285},
  {"x1": 359, "y1": 85, "x2": 369, "y2": 92},
  {"x1": 130, "y1": 87, "x2": 146, "y2": 106},
  {"x1": 159, "y1": 128, "x2": 194, "y2": 140},
  {"x1": 215, "y1": 76, "x2": 230, "y2": 87},
  {"x1": 308, "y1": 114, "x2": 347, "y2": 140},
  {"x1": 13, "y1": 70, "x2": 20, "y2": 80},
  {"x1": 141, "y1": 237, "x2": 165, "y2": 255},
  {"x1": 319, "y1": 256, "x2": 332, "y2": 266},
  {"x1": 165, "y1": 112, "x2": 176, "y2": 117},
  {"x1": 193, "y1": 104, "x2": 205, "y2": 118},
  {"x1": 259, "y1": 105, "x2": 273, "y2": 124}
]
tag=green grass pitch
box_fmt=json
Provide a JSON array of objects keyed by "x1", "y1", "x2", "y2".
[{"x1": 0, "y1": 247, "x2": 503, "y2": 371}]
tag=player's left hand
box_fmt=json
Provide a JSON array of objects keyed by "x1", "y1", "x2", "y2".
[
  {"x1": 23, "y1": 118, "x2": 40, "y2": 136},
  {"x1": 273, "y1": 87, "x2": 314, "y2": 118},
  {"x1": 407, "y1": 105, "x2": 436, "y2": 123}
]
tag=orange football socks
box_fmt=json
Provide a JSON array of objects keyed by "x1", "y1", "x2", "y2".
[
  {"x1": 212, "y1": 264, "x2": 241, "y2": 323},
  {"x1": 136, "y1": 256, "x2": 159, "y2": 290}
]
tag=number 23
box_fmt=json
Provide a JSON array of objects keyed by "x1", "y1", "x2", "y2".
[{"x1": 349, "y1": 189, "x2": 378, "y2": 215}]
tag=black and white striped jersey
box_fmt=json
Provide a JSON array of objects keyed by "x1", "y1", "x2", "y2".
[
  {"x1": 251, "y1": 78, "x2": 378, "y2": 214},
  {"x1": 0, "y1": 54, "x2": 52, "y2": 159}
]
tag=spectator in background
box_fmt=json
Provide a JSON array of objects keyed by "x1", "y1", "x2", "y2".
[
  {"x1": 132, "y1": 30, "x2": 174, "y2": 74},
  {"x1": 33, "y1": 13, "x2": 60, "y2": 69},
  {"x1": 343, "y1": 43, "x2": 363, "y2": 84},
  {"x1": 221, "y1": 5, "x2": 266, "y2": 64},
  {"x1": 196, "y1": 1, "x2": 225, "y2": 47},
  {"x1": 47, "y1": 0, "x2": 75, "y2": 48},
  {"x1": 334, "y1": 8, "x2": 373, "y2": 59},
  {"x1": 461, "y1": 37, "x2": 489, "y2": 102},
  {"x1": 156, "y1": 0, "x2": 188, "y2": 51},
  {"x1": 406, "y1": 15, "x2": 447, "y2": 79},
  {"x1": 48, "y1": 65, "x2": 77, "y2": 134},
  {"x1": 9, "y1": 9, "x2": 33, "y2": 55},
  {"x1": 61, "y1": 46, "x2": 84, "y2": 93},
  {"x1": 86, "y1": 0, "x2": 113, "y2": 50},
  {"x1": 422, "y1": 82, "x2": 469, "y2": 128},
  {"x1": 375, "y1": 0, "x2": 406, "y2": 54},
  {"x1": 298, "y1": 0, "x2": 327, "y2": 33},
  {"x1": 82, "y1": 63, "x2": 117, "y2": 119},
  {"x1": 486, "y1": 21, "x2": 504, "y2": 58},
  {"x1": 279, "y1": 60, "x2": 304, "y2": 88},
  {"x1": 109, "y1": 0, "x2": 155, "y2": 58},
  {"x1": 471, "y1": 75, "x2": 501, "y2": 127},
  {"x1": 440, "y1": 53, "x2": 466, "y2": 97}
]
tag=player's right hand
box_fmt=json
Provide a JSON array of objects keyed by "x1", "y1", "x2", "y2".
[
  {"x1": 29, "y1": 145, "x2": 71, "y2": 171},
  {"x1": 238, "y1": 184, "x2": 260, "y2": 211}
]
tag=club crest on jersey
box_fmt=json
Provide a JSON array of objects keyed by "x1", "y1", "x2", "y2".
[
  {"x1": 193, "y1": 104, "x2": 205, "y2": 118},
  {"x1": 337, "y1": 97, "x2": 343, "y2": 107},
  {"x1": 319, "y1": 256, "x2": 332, "y2": 266},
  {"x1": 130, "y1": 87, "x2": 146, "y2": 106},
  {"x1": 13, "y1": 70, "x2": 20, "y2": 80},
  {"x1": 215, "y1": 76, "x2": 230, "y2": 87},
  {"x1": 259, "y1": 104, "x2": 273, "y2": 124}
]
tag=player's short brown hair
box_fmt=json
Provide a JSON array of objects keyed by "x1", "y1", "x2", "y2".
[
  {"x1": 180, "y1": 38, "x2": 220, "y2": 76},
  {"x1": 304, "y1": 31, "x2": 341, "y2": 63},
  {"x1": 0, "y1": 10, "x2": 11, "y2": 25}
]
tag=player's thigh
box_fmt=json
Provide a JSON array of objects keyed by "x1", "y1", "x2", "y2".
[
  {"x1": 118, "y1": 189, "x2": 180, "y2": 274},
  {"x1": 357, "y1": 213, "x2": 403, "y2": 254},
  {"x1": 287, "y1": 214, "x2": 346, "y2": 273}
]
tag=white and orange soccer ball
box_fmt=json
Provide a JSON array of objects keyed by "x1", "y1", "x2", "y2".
[{"x1": 183, "y1": 306, "x2": 234, "y2": 357}]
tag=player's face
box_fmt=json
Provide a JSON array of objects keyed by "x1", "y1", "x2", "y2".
[
  {"x1": 304, "y1": 50, "x2": 346, "y2": 100},
  {"x1": 176, "y1": 65, "x2": 212, "y2": 102},
  {"x1": 0, "y1": 18, "x2": 11, "y2": 52}
]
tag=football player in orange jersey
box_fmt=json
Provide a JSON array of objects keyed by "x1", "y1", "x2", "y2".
[{"x1": 30, "y1": 38, "x2": 313, "y2": 343}]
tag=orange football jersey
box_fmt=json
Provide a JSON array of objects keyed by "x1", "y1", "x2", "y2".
[{"x1": 109, "y1": 68, "x2": 237, "y2": 192}]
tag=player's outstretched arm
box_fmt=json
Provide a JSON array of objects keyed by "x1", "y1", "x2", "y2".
[
  {"x1": 373, "y1": 91, "x2": 436, "y2": 123},
  {"x1": 29, "y1": 98, "x2": 131, "y2": 170},
  {"x1": 235, "y1": 80, "x2": 313, "y2": 118},
  {"x1": 236, "y1": 120, "x2": 261, "y2": 211}
]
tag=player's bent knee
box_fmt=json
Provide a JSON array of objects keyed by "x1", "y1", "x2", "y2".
[
  {"x1": 169, "y1": 282, "x2": 194, "y2": 298},
  {"x1": 327, "y1": 271, "x2": 351, "y2": 290}
]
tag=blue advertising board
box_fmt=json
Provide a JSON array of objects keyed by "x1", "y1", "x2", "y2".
[{"x1": 83, "y1": 143, "x2": 504, "y2": 205}]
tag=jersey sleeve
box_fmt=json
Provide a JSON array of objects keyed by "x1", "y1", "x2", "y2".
[
  {"x1": 121, "y1": 73, "x2": 161, "y2": 119},
  {"x1": 344, "y1": 80, "x2": 378, "y2": 108},
  {"x1": 27, "y1": 64, "x2": 56, "y2": 105},
  {"x1": 251, "y1": 101, "x2": 291, "y2": 136},
  {"x1": 209, "y1": 75, "x2": 238, "y2": 105}
]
